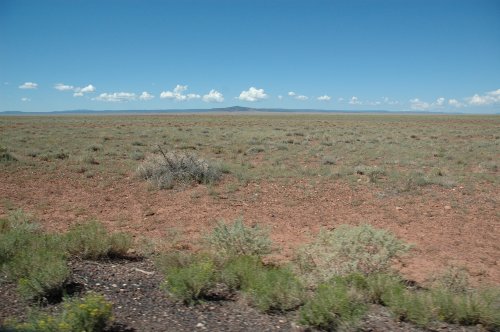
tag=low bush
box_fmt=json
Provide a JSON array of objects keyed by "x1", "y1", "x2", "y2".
[
  {"x1": 137, "y1": 150, "x2": 223, "y2": 189},
  {"x1": 206, "y1": 218, "x2": 272, "y2": 258},
  {"x1": 430, "y1": 288, "x2": 500, "y2": 329},
  {"x1": 295, "y1": 224, "x2": 411, "y2": 286},
  {"x1": 218, "y1": 255, "x2": 262, "y2": 291},
  {"x1": 299, "y1": 278, "x2": 367, "y2": 331},
  {"x1": 0, "y1": 146, "x2": 18, "y2": 162},
  {"x1": 161, "y1": 254, "x2": 216, "y2": 304},
  {"x1": 0, "y1": 211, "x2": 69, "y2": 301},
  {"x1": 64, "y1": 220, "x2": 132, "y2": 260},
  {"x1": 244, "y1": 265, "x2": 304, "y2": 312},
  {"x1": 5, "y1": 292, "x2": 113, "y2": 332}
]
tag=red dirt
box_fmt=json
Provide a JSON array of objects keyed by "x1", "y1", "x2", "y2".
[{"x1": 1, "y1": 166, "x2": 499, "y2": 286}]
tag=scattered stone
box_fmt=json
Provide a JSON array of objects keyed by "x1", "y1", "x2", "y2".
[
  {"x1": 396, "y1": 206, "x2": 403, "y2": 211},
  {"x1": 444, "y1": 205, "x2": 452, "y2": 210}
]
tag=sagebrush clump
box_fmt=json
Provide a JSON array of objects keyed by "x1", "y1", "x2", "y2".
[
  {"x1": 206, "y1": 218, "x2": 272, "y2": 258},
  {"x1": 137, "y1": 150, "x2": 223, "y2": 189},
  {"x1": 296, "y1": 224, "x2": 411, "y2": 286}
]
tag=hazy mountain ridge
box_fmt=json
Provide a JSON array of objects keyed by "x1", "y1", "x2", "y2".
[{"x1": 0, "y1": 106, "x2": 471, "y2": 115}]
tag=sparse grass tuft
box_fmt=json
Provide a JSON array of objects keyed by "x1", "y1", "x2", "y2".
[{"x1": 137, "y1": 150, "x2": 223, "y2": 189}]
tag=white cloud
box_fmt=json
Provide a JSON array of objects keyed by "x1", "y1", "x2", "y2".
[
  {"x1": 237, "y1": 87, "x2": 268, "y2": 102},
  {"x1": 467, "y1": 88, "x2": 500, "y2": 106},
  {"x1": 139, "y1": 91, "x2": 154, "y2": 101},
  {"x1": 202, "y1": 89, "x2": 224, "y2": 103},
  {"x1": 174, "y1": 84, "x2": 187, "y2": 94},
  {"x1": 160, "y1": 84, "x2": 200, "y2": 101},
  {"x1": 317, "y1": 95, "x2": 331, "y2": 101},
  {"x1": 79, "y1": 84, "x2": 95, "y2": 93},
  {"x1": 338, "y1": 97, "x2": 344, "y2": 102},
  {"x1": 382, "y1": 97, "x2": 399, "y2": 105},
  {"x1": 288, "y1": 91, "x2": 308, "y2": 100},
  {"x1": 19, "y1": 82, "x2": 38, "y2": 89},
  {"x1": 435, "y1": 97, "x2": 445, "y2": 106},
  {"x1": 349, "y1": 96, "x2": 361, "y2": 105},
  {"x1": 409, "y1": 98, "x2": 430, "y2": 111},
  {"x1": 54, "y1": 83, "x2": 74, "y2": 91},
  {"x1": 55, "y1": 83, "x2": 96, "y2": 96},
  {"x1": 94, "y1": 92, "x2": 136, "y2": 102},
  {"x1": 448, "y1": 99, "x2": 464, "y2": 107},
  {"x1": 277, "y1": 95, "x2": 283, "y2": 100},
  {"x1": 21, "y1": 97, "x2": 30, "y2": 102}
]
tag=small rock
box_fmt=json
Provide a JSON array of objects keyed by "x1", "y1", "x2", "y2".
[
  {"x1": 444, "y1": 205, "x2": 452, "y2": 210},
  {"x1": 396, "y1": 206, "x2": 403, "y2": 211},
  {"x1": 111, "y1": 284, "x2": 118, "y2": 288},
  {"x1": 196, "y1": 323, "x2": 205, "y2": 328}
]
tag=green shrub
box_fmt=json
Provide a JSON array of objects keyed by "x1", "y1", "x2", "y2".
[
  {"x1": 299, "y1": 279, "x2": 367, "y2": 331},
  {"x1": 0, "y1": 146, "x2": 18, "y2": 162},
  {"x1": 13, "y1": 237, "x2": 69, "y2": 301},
  {"x1": 364, "y1": 273, "x2": 405, "y2": 305},
  {"x1": 161, "y1": 254, "x2": 216, "y2": 304},
  {"x1": 244, "y1": 265, "x2": 304, "y2": 312},
  {"x1": 137, "y1": 150, "x2": 223, "y2": 189},
  {"x1": 64, "y1": 220, "x2": 132, "y2": 260},
  {"x1": 296, "y1": 224, "x2": 411, "y2": 286},
  {"x1": 0, "y1": 211, "x2": 69, "y2": 301},
  {"x1": 6, "y1": 292, "x2": 113, "y2": 331},
  {"x1": 430, "y1": 288, "x2": 500, "y2": 329},
  {"x1": 384, "y1": 288, "x2": 434, "y2": 327},
  {"x1": 219, "y1": 255, "x2": 262, "y2": 291},
  {"x1": 206, "y1": 218, "x2": 272, "y2": 258}
]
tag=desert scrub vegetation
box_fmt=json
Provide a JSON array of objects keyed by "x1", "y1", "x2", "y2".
[
  {"x1": 0, "y1": 211, "x2": 133, "y2": 301},
  {"x1": 295, "y1": 224, "x2": 412, "y2": 286},
  {"x1": 64, "y1": 220, "x2": 133, "y2": 260},
  {"x1": 5, "y1": 292, "x2": 113, "y2": 332},
  {"x1": 137, "y1": 149, "x2": 225, "y2": 189},
  {"x1": 0, "y1": 210, "x2": 69, "y2": 301},
  {"x1": 206, "y1": 218, "x2": 272, "y2": 258},
  {"x1": 299, "y1": 276, "x2": 368, "y2": 331},
  {"x1": 158, "y1": 252, "x2": 305, "y2": 311},
  {"x1": 0, "y1": 145, "x2": 18, "y2": 163}
]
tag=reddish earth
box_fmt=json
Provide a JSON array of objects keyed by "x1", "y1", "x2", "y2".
[{"x1": 0, "y1": 166, "x2": 499, "y2": 286}]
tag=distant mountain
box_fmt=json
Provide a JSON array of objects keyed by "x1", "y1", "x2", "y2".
[{"x1": 0, "y1": 106, "x2": 469, "y2": 115}]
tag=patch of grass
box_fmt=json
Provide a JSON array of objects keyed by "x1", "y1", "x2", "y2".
[
  {"x1": 0, "y1": 146, "x2": 18, "y2": 162},
  {"x1": 0, "y1": 211, "x2": 69, "y2": 301},
  {"x1": 243, "y1": 265, "x2": 305, "y2": 312},
  {"x1": 206, "y1": 218, "x2": 272, "y2": 258},
  {"x1": 160, "y1": 253, "x2": 216, "y2": 305},
  {"x1": 64, "y1": 220, "x2": 132, "y2": 260},
  {"x1": 295, "y1": 224, "x2": 411, "y2": 286},
  {"x1": 137, "y1": 150, "x2": 223, "y2": 189},
  {"x1": 299, "y1": 277, "x2": 368, "y2": 331},
  {"x1": 5, "y1": 292, "x2": 113, "y2": 332}
]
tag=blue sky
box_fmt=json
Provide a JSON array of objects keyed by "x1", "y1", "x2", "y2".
[{"x1": 1, "y1": 0, "x2": 499, "y2": 113}]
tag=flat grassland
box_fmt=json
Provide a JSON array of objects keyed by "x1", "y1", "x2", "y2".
[{"x1": 1, "y1": 113, "x2": 499, "y2": 284}]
